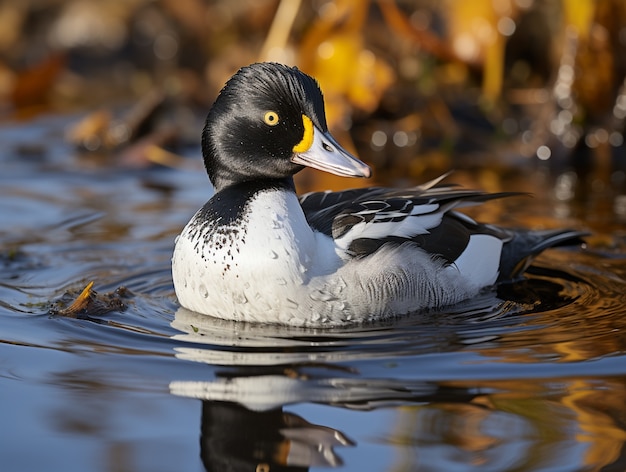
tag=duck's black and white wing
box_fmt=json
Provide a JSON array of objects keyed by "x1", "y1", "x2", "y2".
[
  {"x1": 300, "y1": 173, "x2": 587, "y2": 282},
  {"x1": 300, "y1": 174, "x2": 518, "y2": 264}
]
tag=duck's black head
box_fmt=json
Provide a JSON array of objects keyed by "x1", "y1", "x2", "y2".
[{"x1": 202, "y1": 62, "x2": 371, "y2": 192}]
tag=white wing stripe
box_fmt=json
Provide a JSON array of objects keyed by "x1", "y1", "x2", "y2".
[{"x1": 334, "y1": 211, "x2": 446, "y2": 249}]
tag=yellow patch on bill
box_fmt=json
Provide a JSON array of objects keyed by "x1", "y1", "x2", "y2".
[{"x1": 292, "y1": 115, "x2": 314, "y2": 153}]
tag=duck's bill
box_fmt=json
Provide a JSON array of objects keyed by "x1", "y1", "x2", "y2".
[{"x1": 291, "y1": 126, "x2": 371, "y2": 178}]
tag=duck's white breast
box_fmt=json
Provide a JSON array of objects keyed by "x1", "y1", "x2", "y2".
[{"x1": 172, "y1": 189, "x2": 341, "y2": 324}]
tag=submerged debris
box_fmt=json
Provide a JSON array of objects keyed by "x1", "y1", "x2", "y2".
[{"x1": 51, "y1": 281, "x2": 129, "y2": 319}]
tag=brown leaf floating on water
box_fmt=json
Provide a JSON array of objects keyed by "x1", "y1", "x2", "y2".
[
  {"x1": 52, "y1": 281, "x2": 128, "y2": 319},
  {"x1": 62, "y1": 280, "x2": 95, "y2": 315}
]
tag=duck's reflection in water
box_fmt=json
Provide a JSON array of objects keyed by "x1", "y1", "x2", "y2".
[
  {"x1": 169, "y1": 307, "x2": 483, "y2": 471},
  {"x1": 200, "y1": 401, "x2": 353, "y2": 471}
]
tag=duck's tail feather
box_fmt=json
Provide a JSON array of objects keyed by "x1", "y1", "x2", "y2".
[{"x1": 499, "y1": 229, "x2": 588, "y2": 281}]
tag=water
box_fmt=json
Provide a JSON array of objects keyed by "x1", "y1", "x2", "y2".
[{"x1": 2, "y1": 114, "x2": 626, "y2": 472}]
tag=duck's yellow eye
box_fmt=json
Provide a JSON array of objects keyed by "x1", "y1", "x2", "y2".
[{"x1": 264, "y1": 111, "x2": 279, "y2": 126}]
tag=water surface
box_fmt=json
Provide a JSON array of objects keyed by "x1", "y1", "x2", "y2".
[{"x1": 2, "y1": 114, "x2": 626, "y2": 471}]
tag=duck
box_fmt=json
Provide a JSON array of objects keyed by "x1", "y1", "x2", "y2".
[{"x1": 172, "y1": 62, "x2": 585, "y2": 327}]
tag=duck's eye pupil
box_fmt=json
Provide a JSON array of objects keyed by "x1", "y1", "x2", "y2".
[{"x1": 264, "y1": 111, "x2": 279, "y2": 126}]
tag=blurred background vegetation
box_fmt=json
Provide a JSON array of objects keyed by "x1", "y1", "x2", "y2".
[{"x1": 1, "y1": 0, "x2": 626, "y2": 221}]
